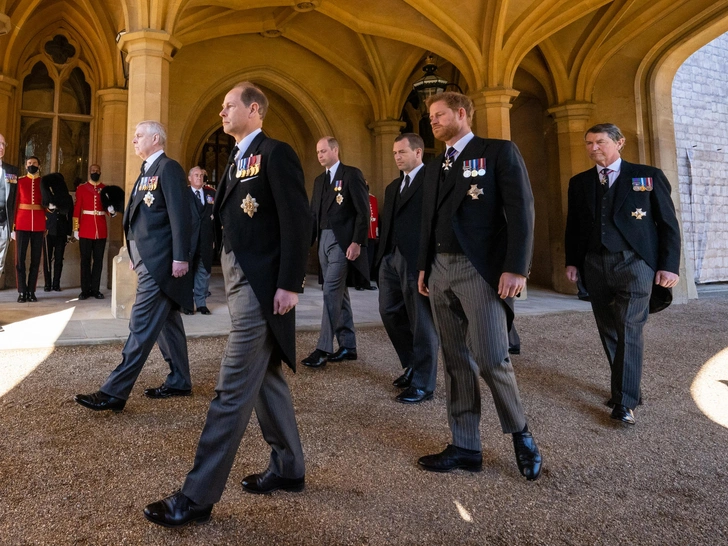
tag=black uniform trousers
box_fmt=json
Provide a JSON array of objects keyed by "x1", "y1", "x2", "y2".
[
  {"x1": 79, "y1": 237, "x2": 106, "y2": 295},
  {"x1": 15, "y1": 230, "x2": 44, "y2": 293},
  {"x1": 43, "y1": 233, "x2": 67, "y2": 289}
]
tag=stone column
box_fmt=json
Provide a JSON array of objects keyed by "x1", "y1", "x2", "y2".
[
  {"x1": 0, "y1": 75, "x2": 18, "y2": 289},
  {"x1": 367, "y1": 119, "x2": 405, "y2": 199},
  {"x1": 97, "y1": 89, "x2": 129, "y2": 300},
  {"x1": 471, "y1": 87, "x2": 520, "y2": 139},
  {"x1": 546, "y1": 102, "x2": 595, "y2": 294},
  {"x1": 111, "y1": 31, "x2": 180, "y2": 318}
]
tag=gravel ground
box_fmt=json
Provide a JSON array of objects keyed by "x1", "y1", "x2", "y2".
[{"x1": 1, "y1": 299, "x2": 727, "y2": 545}]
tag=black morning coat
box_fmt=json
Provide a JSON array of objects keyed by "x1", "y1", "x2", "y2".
[
  {"x1": 123, "y1": 153, "x2": 193, "y2": 311},
  {"x1": 418, "y1": 136, "x2": 535, "y2": 327},
  {"x1": 310, "y1": 163, "x2": 371, "y2": 283},
  {"x1": 374, "y1": 165, "x2": 427, "y2": 273},
  {"x1": 213, "y1": 131, "x2": 311, "y2": 370},
  {"x1": 564, "y1": 159, "x2": 681, "y2": 284},
  {"x1": 188, "y1": 185, "x2": 217, "y2": 273}
]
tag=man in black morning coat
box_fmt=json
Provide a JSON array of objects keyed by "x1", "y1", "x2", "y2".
[
  {"x1": 144, "y1": 82, "x2": 311, "y2": 528},
  {"x1": 75, "y1": 120, "x2": 193, "y2": 412},
  {"x1": 416, "y1": 91, "x2": 542, "y2": 481},
  {"x1": 375, "y1": 132, "x2": 438, "y2": 404},
  {"x1": 185, "y1": 165, "x2": 216, "y2": 315},
  {"x1": 303, "y1": 136, "x2": 370, "y2": 368},
  {"x1": 565, "y1": 123, "x2": 681, "y2": 426}
]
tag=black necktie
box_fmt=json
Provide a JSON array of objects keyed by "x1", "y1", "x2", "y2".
[
  {"x1": 324, "y1": 170, "x2": 331, "y2": 186},
  {"x1": 140, "y1": 161, "x2": 147, "y2": 175},
  {"x1": 228, "y1": 146, "x2": 239, "y2": 179},
  {"x1": 401, "y1": 174, "x2": 410, "y2": 193}
]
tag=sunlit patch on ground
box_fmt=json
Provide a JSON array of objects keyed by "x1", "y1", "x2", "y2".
[
  {"x1": 0, "y1": 347, "x2": 53, "y2": 397},
  {"x1": 691, "y1": 347, "x2": 728, "y2": 429}
]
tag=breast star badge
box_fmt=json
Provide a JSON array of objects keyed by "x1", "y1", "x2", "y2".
[
  {"x1": 631, "y1": 208, "x2": 646, "y2": 220},
  {"x1": 241, "y1": 193, "x2": 259, "y2": 218},
  {"x1": 336, "y1": 194, "x2": 344, "y2": 205},
  {"x1": 467, "y1": 184, "x2": 484, "y2": 200},
  {"x1": 143, "y1": 191, "x2": 154, "y2": 207},
  {"x1": 442, "y1": 158, "x2": 453, "y2": 171}
]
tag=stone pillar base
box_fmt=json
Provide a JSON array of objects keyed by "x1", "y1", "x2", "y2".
[{"x1": 111, "y1": 247, "x2": 137, "y2": 319}]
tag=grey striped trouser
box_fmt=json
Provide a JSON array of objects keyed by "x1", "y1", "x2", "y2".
[
  {"x1": 428, "y1": 254, "x2": 526, "y2": 451},
  {"x1": 584, "y1": 248, "x2": 654, "y2": 409}
]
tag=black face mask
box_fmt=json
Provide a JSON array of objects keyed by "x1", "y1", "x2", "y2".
[
  {"x1": 90, "y1": 173, "x2": 101, "y2": 182},
  {"x1": 27, "y1": 165, "x2": 39, "y2": 174}
]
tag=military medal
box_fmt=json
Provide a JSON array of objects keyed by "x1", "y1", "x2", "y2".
[
  {"x1": 631, "y1": 208, "x2": 646, "y2": 220},
  {"x1": 241, "y1": 193, "x2": 259, "y2": 217},
  {"x1": 236, "y1": 154, "x2": 262, "y2": 178},
  {"x1": 632, "y1": 177, "x2": 653, "y2": 192},
  {"x1": 467, "y1": 184, "x2": 484, "y2": 200},
  {"x1": 206, "y1": 195, "x2": 214, "y2": 204},
  {"x1": 149, "y1": 176, "x2": 158, "y2": 190},
  {"x1": 143, "y1": 191, "x2": 155, "y2": 207},
  {"x1": 443, "y1": 157, "x2": 452, "y2": 171},
  {"x1": 463, "y1": 161, "x2": 473, "y2": 178},
  {"x1": 5, "y1": 174, "x2": 17, "y2": 184},
  {"x1": 477, "y1": 158, "x2": 486, "y2": 177},
  {"x1": 336, "y1": 194, "x2": 344, "y2": 205},
  {"x1": 333, "y1": 180, "x2": 343, "y2": 192}
]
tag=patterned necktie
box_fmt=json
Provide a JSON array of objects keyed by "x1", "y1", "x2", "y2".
[
  {"x1": 400, "y1": 174, "x2": 410, "y2": 193},
  {"x1": 195, "y1": 189, "x2": 202, "y2": 204},
  {"x1": 443, "y1": 147, "x2": 457, "y2": 170},
  {"x1": 600, "y1": 167, "x2": 610, "y2": 186},
  {"x1": 133, "y1": 161, "x2": 147, "y2": 196}
]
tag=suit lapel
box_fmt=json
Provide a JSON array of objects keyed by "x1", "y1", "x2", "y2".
[
  {"x1": 324, "y1": 164, "x2": 342, "y2": 212},
  {"x1": 221, "y1": 132, "x2": 267, "y2": 208},
  {"x1": 612, "y1": 160, "x2": 633, "y2": 213},
  {"x1": 397, "y1": 167, "x2": 425, "y2": 211},
  {"x1": 586, "y1": 168, "x2": 598, "y2": 219},
  {"x1": 129, "y1": 153, "x2": 165, "y2": 219}
]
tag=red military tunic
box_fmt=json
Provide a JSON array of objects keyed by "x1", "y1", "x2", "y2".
[
  {"x1": 368, "y1": 193, "x2": 379, "y2": 239},
  {"x1": 14, "y1": 174, "x2": 45, "y2": 232},
  {"x1": 73, "y1": 181, "x2": 108, "y2": 239}
]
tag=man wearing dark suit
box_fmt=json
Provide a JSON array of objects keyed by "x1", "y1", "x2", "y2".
[
  {"x1": 185, "y1": 165, "x2": 216, "y2": 315},
  {"x1": 74, "y1": 120, "x2": 193, "y2": 412},
  {"x1": 42, "y1": 173, "x2": 73, "y2": 292},
  {"x1": 144, "y1": 82, "x2": 311, "y2": 528},
  {"x1": 417, "y1": 92, "x2": 542, "y2": 481},
  {"x1": 375, "y1": 133, "x2": 438, "y2": 404},
  {"x1": 0, "y1": 133, "x2": 18, "y2": 332},
  {"x1": 303, "y1": 137, "x2": 370, "y2": 368},
  {"x1": 565, "y1": 123, "x2": 681, "y2": 426}
]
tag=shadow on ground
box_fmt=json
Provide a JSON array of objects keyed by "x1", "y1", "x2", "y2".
[{"x1": 1, "y1": 300, "x2": 727, "y2": 545}]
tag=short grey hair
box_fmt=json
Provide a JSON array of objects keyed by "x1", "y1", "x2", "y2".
[
  {"x1": 137, "y1": 120, "x2": 167, "y2": 147},
  {"x1": 188, "y1": 165, "x2": 205, "y2": 176},
  {"x1": 585, "y1": 123, "x2": 624, "y2": 143}
]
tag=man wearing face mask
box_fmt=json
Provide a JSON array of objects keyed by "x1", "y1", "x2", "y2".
[
  {"x1": 73, "y1": 164, "x2": 115, "y2": 299},
  {"x1": 13, "y1": 156, "x2": 45, "y2": 302}
]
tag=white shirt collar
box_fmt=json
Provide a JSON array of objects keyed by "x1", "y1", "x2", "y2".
[
  {"x1": 328, "y1": 161, "x2": 341, "y2": 181},
  {"x1": 404, "y1": 162, "x2": 424, "y2": 180},
  {"x1": 142, "y1": 149, "x2": 165, "y2": 173},
  {"x1": 235, "y1": 128, "x2": 263, "y2": 159},
  {"x1": 595, "y1": 157, "x2": 622, "y2": 174},
  {"x1": 448, "y1": 131, "x2": 475, "y2": 157}
]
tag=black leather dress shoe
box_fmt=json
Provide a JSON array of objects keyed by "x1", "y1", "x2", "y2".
[
  {"x1": 508, "y1": 345, "x2": 521, "y2": 355},
  {"x1": 43, "y1": 285, "x2": 52, "y2": 292},
  {"x1": 144, "y1": 491, "x2": 213, "y2": 528},
  {"x1": 144, "y1": 385, "x2": 192, "y2": 399},
  {"x1": 78, "y1": 292, "x2": 88, "y2": 300},
  {"x1": 241, "y1": 468, "x2": 305, "y2": 494},
  {"x1": 93, "y1": 291, "x2": 105, "y2": 299},
  {"x1": 27, "y1": 292, "x2": 38, "y2": 302},
  {"x1": 396, "y1": 386, "x2": 433, "y2": 404},
  {"x1": 52, "y1": 285, "x2": 61, "y2": 292},
  {"x1": 328, "y1": 346, "x2": 357, "y2": 362},
  {"x1": 302, "y1": 349, "x2": 330, "y2": 368},
  {"x1": 17, "y1": 293, "x2": 26, "y2": 303},
  {"x1": 418, "y1": 444, "x2": 482, "y2": 473},
  {"x1": 393, "y1": 367, "x2": 413, "y2": 388},
  {"x1": 513, "y1": 430, "x2": 542, "y2": 480},
  {"x1": 610, "y1": 404, "x2": 636, "y2": 425},
  {"x1": 183, "y1": 308, "x2": 195, "y2": 315},
  {"x1": 74, "y1": 391, "x2": 126, "y2": 412},
  {"x1": 198, "y1": 306, "x2": 211, "y2": 315}
]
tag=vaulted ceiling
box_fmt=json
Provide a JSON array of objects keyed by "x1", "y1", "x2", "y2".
[{"x1": 2, "y1": 0, "x2": 728, "y2": 115}]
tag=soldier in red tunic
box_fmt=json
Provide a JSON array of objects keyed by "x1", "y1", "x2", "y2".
[
  {"x1": 73, "y1": 164, "x2": 114, "y2": 299},
  {"x1": 13, "y1": 156, "x2": 45, "y2": 302}
]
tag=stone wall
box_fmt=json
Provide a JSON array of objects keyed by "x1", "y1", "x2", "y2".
[{"x1": 672, "y1": 32, "x2": 728, "y2": 283}]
